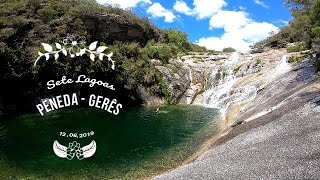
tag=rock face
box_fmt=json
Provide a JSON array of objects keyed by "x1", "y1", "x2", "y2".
[
  {"x1": 194, "y1": 49, "x2": 290, "y2": 116},
  {"x1": 143, "y1": 53, "x2": 230, "y2": 105},
  {"x1": 154, "y1": 51, "x2": 320, "y2": 179},
  {"x1": 82, "y1": 14, "x2": 166, "y2": 45},
  {"x1": 137, "y1": 86, "x2": 164, "y2": 106},
  {"x1": 178, "y1": 54, "x2": 230, "y2": 104},
  {"x1": 154, "y1": 59, "x2": 191, "y2": 104}
]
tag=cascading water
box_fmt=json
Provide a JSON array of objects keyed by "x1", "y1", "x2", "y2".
[
  {"x1": 270, "y1": 55, "x2": 291, "y2": 79},
  {"x1": 202, "y1": 53, "x2": 291, "y2": 116},
  {"x1": 203, "y1": 52, "x2": 239, "y2": 114}
]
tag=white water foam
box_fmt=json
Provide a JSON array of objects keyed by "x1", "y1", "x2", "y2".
[
  {"x1": 201, "y1": 54, "x2": 291, "y2": 117},
  {"x1": 202, "y1": 52, "x2": 239, "y2": 113},
  {"x1": 270, "y1": 55, "x2": 291, "y2": 79}
]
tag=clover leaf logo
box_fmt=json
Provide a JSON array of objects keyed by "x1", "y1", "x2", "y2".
[
  {"x1": 53, "y1": 140, "x2": 96, "y2": 160},
  {"x1": 34, "y1": 35, "x2": 115, "y2": 69}
]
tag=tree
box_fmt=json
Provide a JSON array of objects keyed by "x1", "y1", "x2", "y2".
[
  {"x1": 254, "y1": 0, "x2": 320, "y2": 51},
  {"x1": 163, "y1": 29, "x2": 192, "y2": 52},
  {"x1": 222, "y1": 47, "x2": 236, "y2": 52},
  {"x1": 283, "y1": 0, "x2": 320, "y2": 49},
  {"x1": 285, "y1": 0, "x2": 314, "y2": 10}
]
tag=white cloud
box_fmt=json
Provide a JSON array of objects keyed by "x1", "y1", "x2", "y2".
[
  {"x1": 173, "y1": 1, "x2": 193, "y2": 15},
  {"x1": 193, "y1": 0, "x2": 227, "y2": 19},
  {"x1": 197, "y1": 36, "x2": 251, "y2": 52},
  {"x1": 209, "y1": 11, "x2": 250, "y2": 31},
  {"x1": 147, "y1": 3, "x2": 176, "y2": 23},
  {"x1": 253, "y1": 0, "x2": 269, "y2": 8},
  {"x1": 96, "y1": 0, "x2": 151, "y2": 9},
  {"x1": 240, "y1": 22, "x2": 278, "y2": 43},
  {"x1": 173, "y1": 0, "x2": 227, "y2": 19},
  {"x1": 198, "y1": 10, "x2": 278, "y2": 52}
]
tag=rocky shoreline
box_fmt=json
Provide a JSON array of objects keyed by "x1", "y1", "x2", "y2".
[{"x1": 154, "y1": 50, "x2": 320, "y2": 179}]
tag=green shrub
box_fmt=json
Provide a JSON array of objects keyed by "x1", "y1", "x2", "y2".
[
  {"x1": 144, "y1": 69, "x2": 157, "y2": 86},
  {"x1": 256, "y1": 58, "x2": 264, "y2": 66},
  {"x1": 111, "y1": 41, "x2": 141, "y2": 58},
  {"x1": 287, "y1": 45, "x2": 302, "y2": 53},
  {"x1": 157, "y1": 45, "x2": 173, "y2": 63},
  {"x1": 165, "y1": 64, "x2": 178, "y2": 74},
  {"x1": 233, "y1": 66, "x2": 241, "y2": 74},
  {"x1": 221, "y1": 70, "x2": 228, "y2": 77},
  {"x1": 312, "y1": 27, "x2": 320, "y2": 37},
  {"x1": 0, "y1": 28, "x2": 16, "y2": 39},
  {"x1": 38, "y1": 7, "x2": 59, "y2": 22},
  {"x1": 158, "y1": 76, "x2": 172, "y2": 104},
  {"x1": 163, "y1": 28, "x2": 212, "y2": 53},
  {"x1": 0, "y1": 0, "x2": 217, "y2": 108},
  {"x1": 143, "y1": 42, "x2": 176, "y2": 63},
  {"x1": 222, "y1": 47, "x2": 236, "y2": 52},
  {"x1": 288, "y1": 55, "x2": 302, "y2": 63},
  {"x1": 163, "y1": 29, "x2": 190, "y2": 52}
]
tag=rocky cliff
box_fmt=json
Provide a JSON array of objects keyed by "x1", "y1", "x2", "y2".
[
  {"x1": 143, "y1": 53, "x2": 230, "y2": 106},
  {"x1": 81, "y1": 14, "x2": 166, "y2": 45}
]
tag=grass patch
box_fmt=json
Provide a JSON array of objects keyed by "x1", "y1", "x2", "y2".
[
  {"x1": 233, "y1": 65, "x2": 241, "y2": 74},
  {"x1": 288, "y1": 55, "x2": 302, "y2": 63},
  {"x1": 287, "y1": 43, "x2": 305, "y2": 53},
  {"x1": 197, "y1": 59, "x2": 205, "y2": 63},
  {"x1": 222, "y1": 70, "x2": 228, "y2": 77},
  {"x1": 165, "y1": 64, "x2": 179, "y2": 74},
  {"x1": 256, "y1": 58, "x2": 264, "y2": 66}
]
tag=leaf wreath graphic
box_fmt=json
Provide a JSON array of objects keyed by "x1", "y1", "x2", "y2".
[
  {"x1": 53, "y1": 140, "x2": 97, "y2": 160},
  {"x1": 34, "y1": 41, "x2": 115, "y2": 70}
]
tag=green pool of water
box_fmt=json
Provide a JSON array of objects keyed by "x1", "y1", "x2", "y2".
[{"x1": 0, "y1": 105, "x2": 219, "y2": 179}]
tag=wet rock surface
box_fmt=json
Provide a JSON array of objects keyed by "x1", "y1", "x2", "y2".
[
  {"x1": 149, "y1": 53, "x2": 229, "y2": 105},
  {"x1": 178, "y1": 53, "x2": 229, "y2": 104},
  {"x1": 154, "y1": 52, "x2": 320, "y2": 179}
]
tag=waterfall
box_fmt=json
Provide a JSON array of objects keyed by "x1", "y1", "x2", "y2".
[
  {"x1": 270, "y1": 55, "x2": 291, "y2": 79},
  {"x1": 202, "y1": 52, "x2": 239, "y2": 113},
  {"x1": 201, "y1": 54, "x2": 290, "y2": 116},
  {"x1": 189, "y1": 68, "x2": 193, "y2": 84}
]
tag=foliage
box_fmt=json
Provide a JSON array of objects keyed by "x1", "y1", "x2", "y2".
[
  {"x1": 163, "y1": 29, "x2": 191, "y2": 52},
  {"x1": 158, "y1": 76, "x2": 172, "y2": 104},
  {"x1": 253, "y1": 0, "x2": 320, "y2": 73},
  {"x1": 287, "y1": 43, "x2": 305, "y2": 52},
  {"x1": 256, "y1": 58, "x2": 264, "y2": 66},
  {"x1": 222, "y1": 47, "x2": 236, "y2": 53},
  {"x1": 288, "y1": 55, "x2": 302, "y2": 63},
  {"x1": 164, "y1": 64, "x2": 179, "y2": 74},
  {"x1": 145, "y1": 43, "x2": 175, "y2": 63},
  {"x1": 163, "y1": 28, "x2": 210, "y2": 54},
  {"x1": 233, "y1": 65, "x2": 241, "y2": 74},
  {"x1": 0, "y1": 0, "x2": 214, "y2": 110},
  {"x1": 0, "y1": 0, "x2": 151, "y2": 109},
  {"x1": 284, "y1": 0, "x2": 314, "y2": 10},
  {"x1": 258, "y1": 0, "x2": 320, "y2": 51}
]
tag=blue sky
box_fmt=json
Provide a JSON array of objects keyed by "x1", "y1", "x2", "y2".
[{"x1": 96, "y1": 0, "x2": 291, "y2": 51}]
